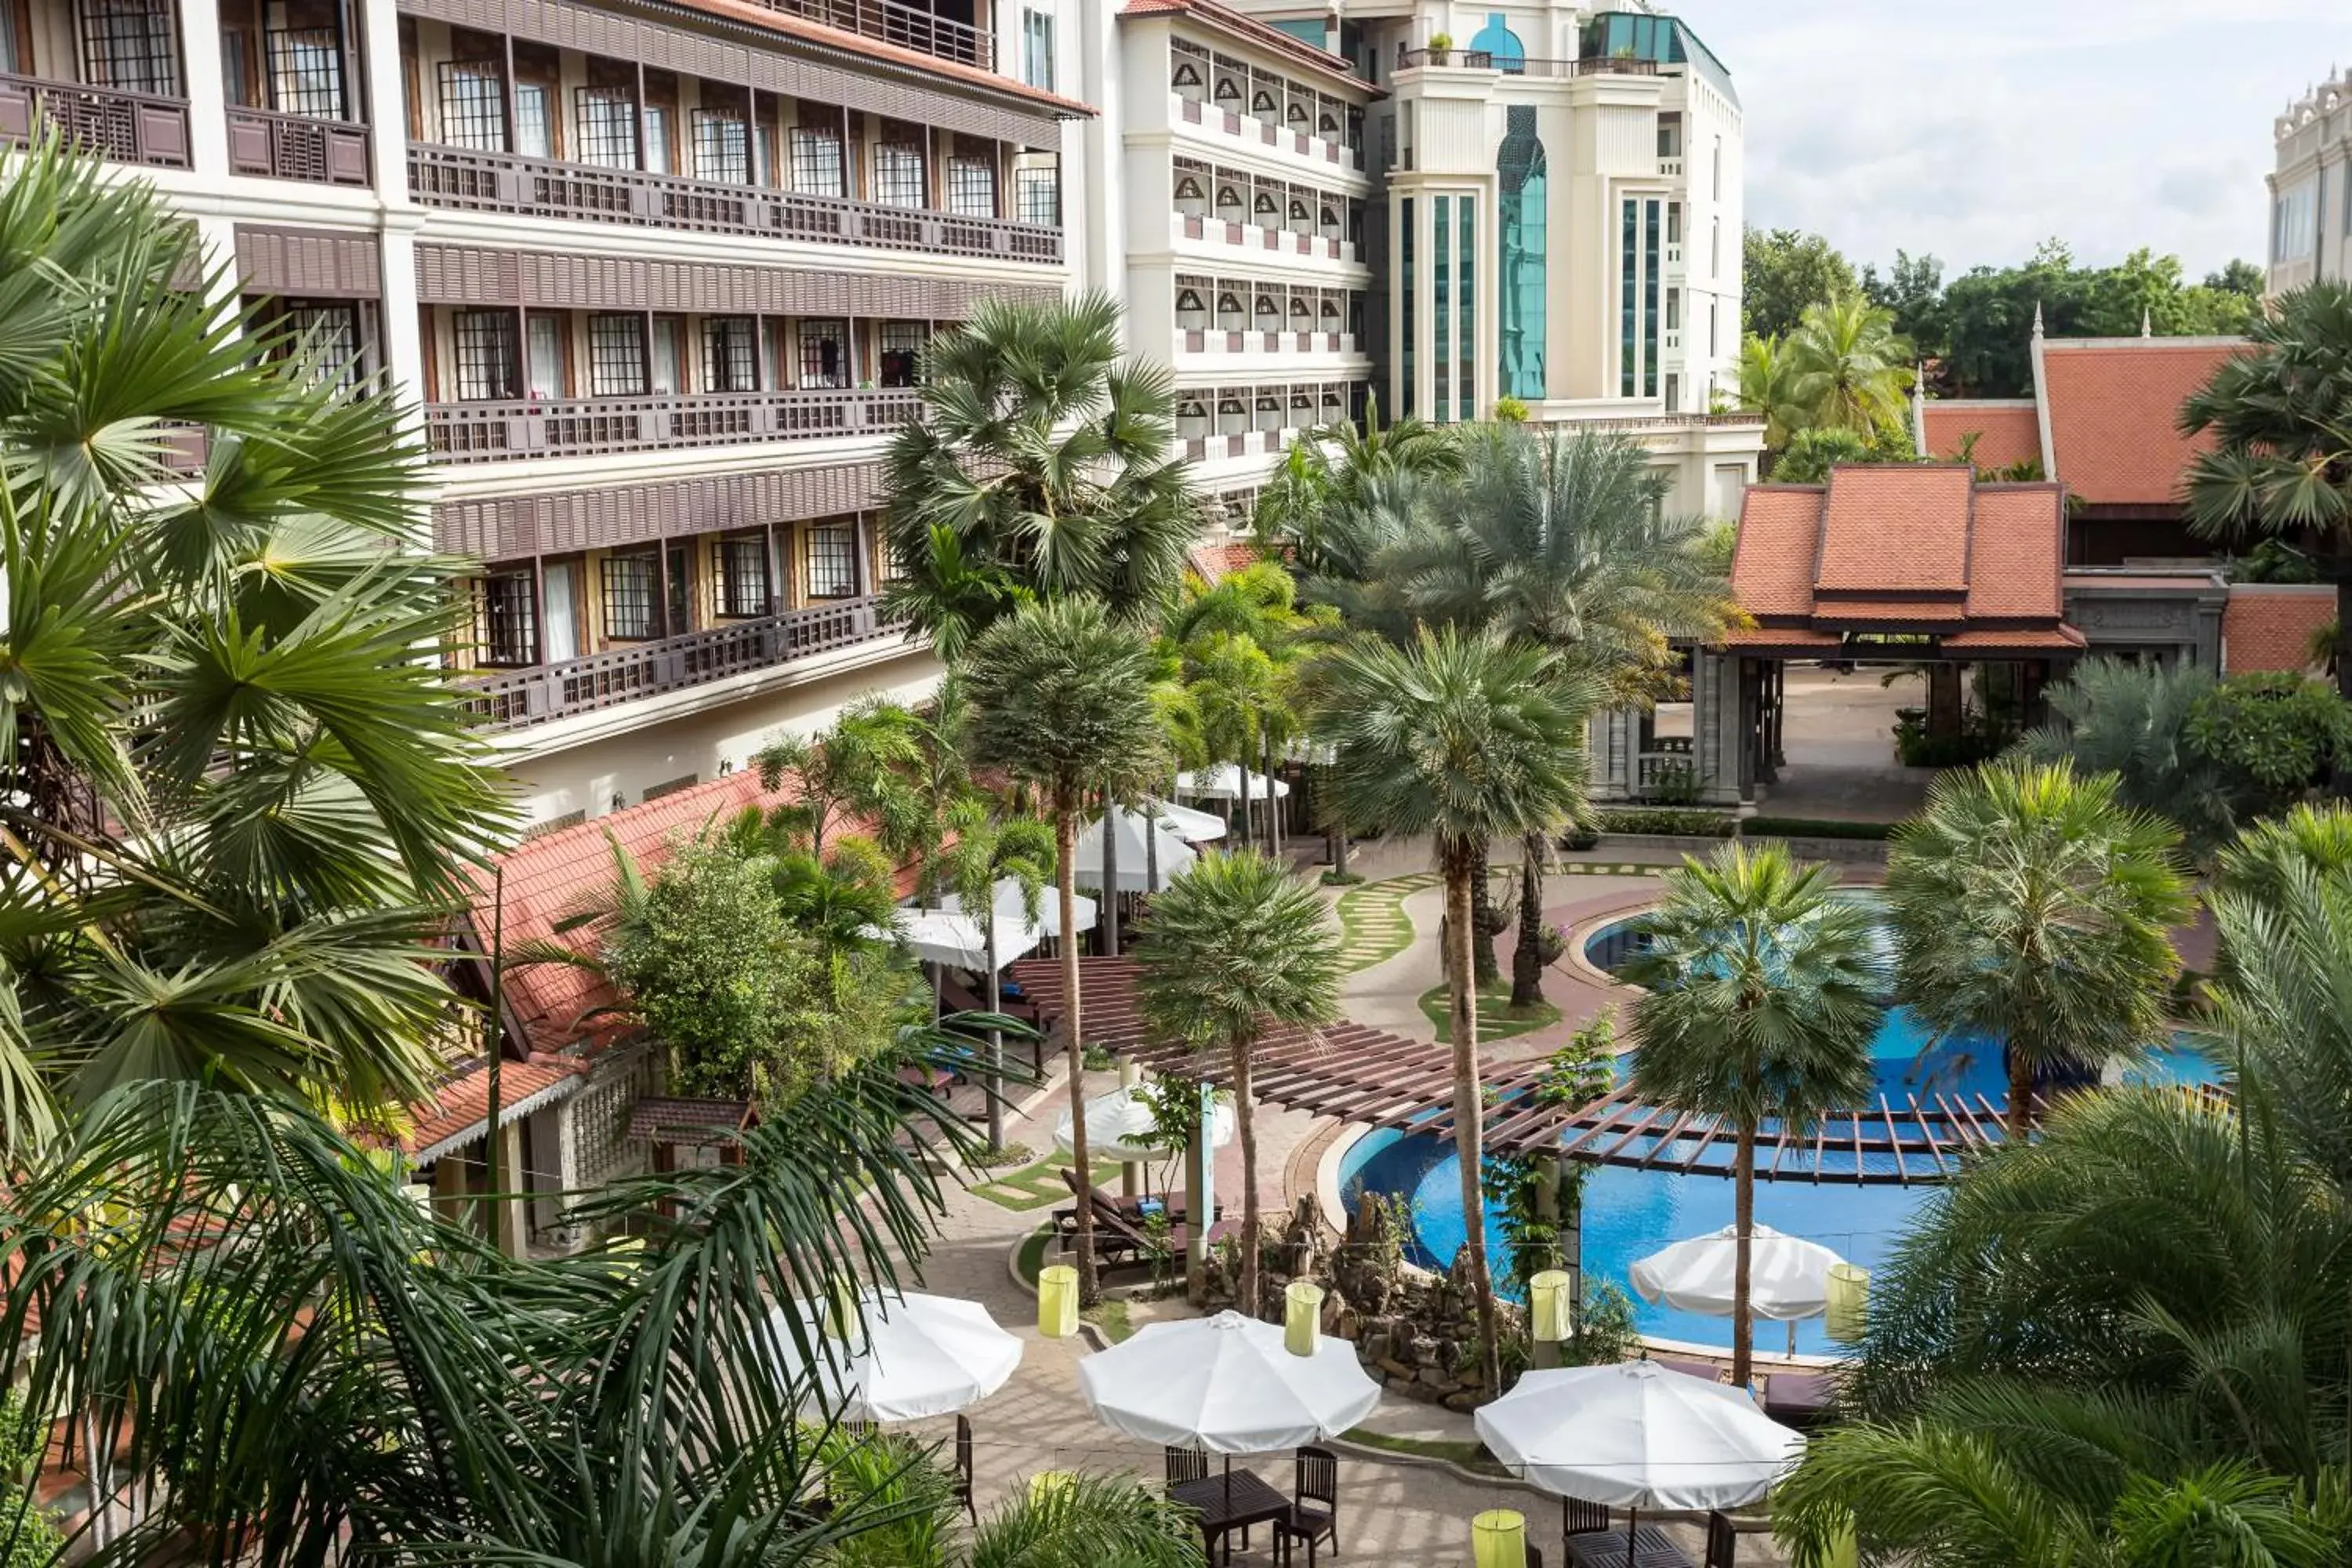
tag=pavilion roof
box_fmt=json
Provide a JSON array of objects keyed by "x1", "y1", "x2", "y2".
[{"x1": 2038, "y1": 337, "x2": 2245, "y2": 507}]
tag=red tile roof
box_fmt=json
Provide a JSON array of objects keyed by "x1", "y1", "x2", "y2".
[
  {"x1": 1966, "y1": 485, "x2": 2069, "y2": 621},
  {"x1": 1727, "y1": 488, "x2": 1824, "y2": 618},
  {"x1": 1121, "y1": 0, "x2": 1370, "y2": 89},
  {"x1": 668, "y1": 0, "x2": 1094, "y2": 118},
  {"x1": 1921, "y1": 401, "x2": 2042, "y2": 472},
  {"x1": 1816, "y1": 466, "x2": 1973, "y2": 595},
  {"x1": 402, "y1": 1058, "x2": 583, "y2": 1160},
  {"x1": 2223, "y1": 585, "x2": 2336, "y2": 674},
  {"x1": 1189, "y1": 538, "x2": 1264, "y2": 583},
  {"x1": 2039, "y1": 339, "x2": 2246, "y2": 507}
]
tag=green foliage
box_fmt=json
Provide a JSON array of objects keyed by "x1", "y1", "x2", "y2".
[
  {"x1": 2230, "y1": 539, "x2": 2324, "y2": 583},
  {"x1": 1744, "y1": 227, "x2": 1860, "y2": 342},
  {"x1": 963, "y1": 599, "x2": 1169, "y2": 822},
  {"x1": 1559, "y1": 1282, "x2": 1641, "y2": 1369},
  {"x1": 0, "y1": 1397, "x2": 60, "y2": 1568},
  {"x1": 1770, "y1": 421, "x2": 1918, "y2": 484},
  {"x1": 1739, "y1": 817, "x2": 1894, "y2": 842},
  {"x1": 1492, "y1": 395, "x2": 1530, "y2": 422},
  {"x1": 1782, "y1": 293, "x2": 1915, "y2": 439},
  {"x1": 1479, "y1": 1155, "x2": 1563, "y2": 1298},
  {"x1": 1891, "y1": 706, "x2": 2011, "y2": 768},
  {"x1": 1534, "y1": 1011, "x2": 1617, "y2": 1109},
  {"x1": 2184, "y1": 672, "x2": 2352, "y2": 792},
  {"x1": 1593, "y1": 807, "x2": 1736, "y2": 837}
]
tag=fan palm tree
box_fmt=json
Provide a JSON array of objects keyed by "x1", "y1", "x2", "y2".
[
  {"x1": 937, "y1": 799, "x2": 1057, "y2": 1151},
  {"x1": 1783, "y1": 292, "x2": 1914, "y2": 437},
  {"x1": 2180, "y1": 281, "x2": 2352, "y2": 700},
  {"x1": 1134, "y1": 849, "x2": 1340, "y2": 1315},
  {"x1": 1376, "y1": 424, "x2": 1738, "y2": 1006},
  {"x1": 1316, "y1": 627, "x2": 1601, "y2": 1388},
  {"x1": 1623, "y1": 844, "x2": 1883, "y2": 1385},
  {"x1": 880, "y1": 292, "x2": 1198, "y2": 659},
  {"x1": 961, "y1": 599, "x2": 1169, "y2": 1301},
  {"x1": 0, "y1": 140, "x2": 510, "y2": 1147},
  {"x1": 1885, "y1": 760, "x2": 2191, "y2": 1138},
  {"x1": 2013, "y1": 655, "x2": 2241, "y2": 857}
]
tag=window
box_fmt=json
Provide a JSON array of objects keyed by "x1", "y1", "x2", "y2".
[
  {"x1": 2276, "y1": 181, "x2": 2318, "y2": 261},
  {"x1": 1022, "y1": 7, "x2": 1054, "y2": 91},
  {"x1": 453, "y1": 310, "x2": 517, "y2": 401},
  {"x1": 543, "y1": 561, "x2": 579, "y2": 662},
  {"x1": 482, "y1": 573, "x2": 536, "y2": 666},
  {"x1": 81, "y1": 0, "x2": 179, "y2": 95},
  {"x1": 649, "y1": 317, "x2": 682, "y2": 394},
  {"x1": 1015, "y1": 164, "x2": 1059, "y2": 226},
  {"x1": 693, "y1": 107, "x2": 749, "y2": 183},
  {"x1": 1711, "y1": 136, "x2": 1722, "y2": 199},
  {"x1": 879, "y1": 321, "x2": 925, "y2": 388},
  {"x1": 1664, "y1": 372, "x2": 1679, "y2": 414},
  {"x1": 525, "y1": 314, "x2": 563, "y2": 399},
  {"x1": 789, "y1": 125, "x2": 845, "y2": 196},
  {"x1": 1400, "y1": 196, "x2": 1414, "y2": 419},
  {"x1": 1497, "y1": 105, "x2": 1547, "y2": 401},
  {"x1": 703, "y1": 318, "x2": 758, "y2": 393},
  {"x1": 1620, "y1": 198, "x2": 1636, "y2": 398},
  {"x1": 512, "y1": 81, "x2": 553, "y2": 158},
  {"x1": 267, "y1": 7, "x2": 347, "y2": 120},
  {"x1": 575, "y1": 85, "x2": 638, "y2": 169},
  {"x1": 947, "y1": 155, "x2": 996, "y2": 217},
  {"x1": 797, "y1": 319, "x2": 848, "y2": 388},
  {"x1": 1645, "y1": 198, "x2": 1661, "y2": 397},
  {"x1": 601, "y1": 554, "x2": 657, "y2": 639},
  {"x1": 281, "y1": 300, "x2": 364, "y2": 394},
  {"x1": 804, "y1": 523, "x2": 855, "y2": 598},
  {"x1": 1657, "y1": 114, "x2": 1681, "y2": 159},
  {"x1": 437, "y1": 60, "x2": 506, "y2": 151},
  {"x1": 642, "y1": 103, "x2": 674, "y2": 173},
  {"x1": 716, "y1": 535, "x2": 769, "y2": 617},
  {"x1": 873, "y1": 136, "x2": 925, "y2": 208},
  {"x1": 1433, "y1": 194, "x2": 1450, "y2": 419},
  {"x1": 1710, "y1": 216, "x2": 1720, "y2": 278},
  {"x1": 587, "y1": 314, "x2": 646, "y2": 397}
]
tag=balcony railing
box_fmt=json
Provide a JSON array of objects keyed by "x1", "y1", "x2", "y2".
[
  {"x1": 1174, "y1": 95, "x2": 1360, "y2": 170},
  {"x1": 423, "y1": 387, "x2": 922, "y2": 463},
  {"x1": 1178, "y1": 213, "x2": 1356, "y2": 263},
  {"x1": 1396, "y1": 49, "x2": 1660, "y2": 78},
  {"x1": 0, "y1": 73, "x2": 189, "y2": 167},
  {"x1": 464, "y1": 594, "x2": 896, "y2": 728},
  {"x1": 407, "y1": 145, "x2": 1061, "y2": 263},
  {"x1": 227, "y1": 107, "x2": 371, "y2": 184},
  {"x1": 755, "y1": 0, "x2": 990, "y2": 69}
]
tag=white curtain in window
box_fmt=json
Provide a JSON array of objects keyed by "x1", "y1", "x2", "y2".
[
  {"x1": 526, "y1": 316, "x2": 563, "y2": 400},
  {"x1": 543, "y1": 561, "x2": 579, "y2": 662}
]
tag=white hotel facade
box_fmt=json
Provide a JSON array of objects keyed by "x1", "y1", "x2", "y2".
[{"x1": 2268, "y1": 67, "x2": 2352, "y2": 293}]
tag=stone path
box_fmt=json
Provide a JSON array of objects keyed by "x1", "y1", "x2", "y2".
[{"x1": 1334, "y1": 870, "x2": 1439, "y2": 973}]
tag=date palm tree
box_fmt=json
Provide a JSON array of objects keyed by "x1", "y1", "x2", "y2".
[
  {"x1": 0, "y1": 138, "x2": 510, "y2": 1148},
  {"x1": 961, "y1": 599, "x2": 1169, "y2": 1301},
  {"x1": 1623, "y1": 844, "x2": 1883, "y2": 1386},
  {"x1": 880, "y1": 292, "x2": 1198, "y2": 660},
  {"x1": 1316, "y1": 627, "x2": 1600, "y2": 1389},
  {"x1": 1885, "y1": 760, "x2": 2190, "y2": 1139},
  {"x1": 1135, "y1": 849, "x2": 1341, "y2": 1315}
]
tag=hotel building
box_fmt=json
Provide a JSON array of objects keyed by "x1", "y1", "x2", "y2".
[{"x1": 2269, "y1": 68, "x2": 2352, "y2": 294}]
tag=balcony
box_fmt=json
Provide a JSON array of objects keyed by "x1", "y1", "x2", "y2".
[
  {"x1": 1178, "y1": 212, "x2": 1356, "y2": 264},
  {"x1": 228, "y1": 107, "x2": 371, "y2": 185},
  {"x1": 0, "y1": 73, "x2": 189, "y2": 168},
  {"x1": 1181, "y1": 329, "x2": 1358, "y2": 357},
  {"x1": 408, "y1": 145, "x2": 1061, "y2": 263},
  {"x1": 1174, "y1": 96, "x2": 1360, "y2": 172},
  {"x1": 464, "y1": 593, "x2": 896, "y2": 729},
  {"x1": 1657, "y1": 156, "x2": 1683, "y2": 178},
  {"x1": 756, "y1": 0, "x2": 991, "y2": 70},
  {"x1": 423, "y1": 387, "x2": 921, "y2": 463},
  {"x1": 1395, "y1": 49, "x2": 1659, "y2": 78}
]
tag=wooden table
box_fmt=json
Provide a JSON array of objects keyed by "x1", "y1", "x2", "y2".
[
  {"x1": 1563, "y1": 1524, "x2": 1697, "y2": 1568},
  {"x1": 1170, "y1": 1468, "x2": 1292, "y2": 1563}
]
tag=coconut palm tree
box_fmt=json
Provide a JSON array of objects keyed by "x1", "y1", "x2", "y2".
[
  {"x1": 1737, "y1": 332, "x2": 1803, "y2": 449},
  {"x1": 1315, "y1": 627, "x2": 1601, "y2": 1388},
  {"x1": 880, "y1": 292, "x2": 1199, "y2": 660},
  {"x1": 1134, "y1": 849, "x2": 1340, "y2": 1315},
  {"x1": 1623, "y1": 844, "x2": 1883, "y2": 1386},
  {"x1": 1783, "y1": 292, "x2": 1914, "y2": 437},
  {"x1": 1376, "y1": 424, "x2": 1738, "y2": 1007},
  {"x1": 1885, "y1": 760, "x2": 2191, "y2": 1139},
  {"x1": 937, "y1": 798, "x2": 1057, "y2": 1151},
  {"x1": 755, "y1": 699, "x2": 930, "y2": 862},
  {"x1": 0, "y1": 140, "x2": 510, "y2": 1146},
  {"x1": 2180, "y1": 281, "x2": 2352, "y2": 701},
  {"x1": 961, "y1": 599, "x2": 1169, "y2": 1301}
]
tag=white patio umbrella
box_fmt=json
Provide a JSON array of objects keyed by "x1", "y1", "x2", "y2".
[
  {"x1": 1142, "y1": 795, "x2": 1229, "y2": 843},
  {"x1": 1080, "y1": 1311, "x2": 1381, "y2": 1506},
  {"x1": 1630, "y1": 1224, "x2": 1846, "y2": 1327},
  {"x1": 1053, "y1": 1083, "x2": 1236, "y2": 1163},
  {"x1": 1176, "y1": 763, "x2": 1291, "y2": 802},
  {"x1": 768, "y1": 1288, "x2": 1022, "y2": 1423},
  {"x1": 1073, "y1": 806, "x2": 1199, "y2": 893},
  {"x1": 891, "y1": 881, "x2": 1097, "y2": 972},
  {"x1": 1475, "y1": 1361, "x2": 1804, "y2": 1558}
]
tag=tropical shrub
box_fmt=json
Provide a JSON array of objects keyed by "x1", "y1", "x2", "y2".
[{"x1": 1593, "y1": 807, "x2": 1736, "y2": 837}]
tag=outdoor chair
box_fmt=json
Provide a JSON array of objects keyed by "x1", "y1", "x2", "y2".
[
  {"x1": 1163, "y1": 1446, "x2": 1208, "y2": 1489},
  {"x1": 1705, "y1": 1511, "x2": 1739, "y2": 1568},
  {"x1": 1562, "y1": 1497, "x2": 1610, "y2": 1537},
  {"x1": 1290, "y1": 1444, "x2": 1338, "y2": 1555},
  {"x1": 1762, "y1": 1371, "x2": 1835, "y2": 1428},
  {"x1": 953, "y1": 1415, "x2": 976, "y2": 1524},
  {"x1": 1649, "y1": 1354, "x2": 1730, "y2": 1385}
]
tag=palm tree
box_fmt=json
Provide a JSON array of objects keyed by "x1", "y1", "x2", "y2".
[
  {"x1": 1377, "y1": 424, "x2": 1737, "y2": 1006},
  {"x1": 1886, "y1": 760, "x2": 2191, "y2": 1139},
  {"x1": 961, "y1": 599, "x2": 1169, "y2": 1301},
  {"x1": 880, "y1": 292, "x2": 1198, "y2": 660},
  {"x1": 1623, "y1": 844, "x2": 1883, "y2": 1386},
  {"x1": 0, "y1": 140, "x2": 510, "y2": 1145},
  {"x1": 938, "y1": 798, "x2": 1057, "y2": 1151},
  {"x1": 756, "y1": 699, "x2": 929, "y2": 862},
  {"x1": 1134, "y1": 850, "x2": 1340, "y2": 1315},
  {"x1": 1316, "y1": 627, "x2": 1600, "y2": 1388},
  {"x1": 2013, "y1": 655, "x2": 2241, "y2": 856},
  {"x1": 1783, "y1": 292, "x2": 1914, "y2": 437},
  {"x1": 1737, "y1": 332, "x2": 1803, "y2": 449}
]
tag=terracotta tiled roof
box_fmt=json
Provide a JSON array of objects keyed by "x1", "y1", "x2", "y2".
[
  {"x1": 1943, "y1": 626, "x2": 2088, "y2": 651},
  {"x1": 1189, "y1": 538, "x2": 1263, "y2": 583},
  {"x1": 403, "y1": 1057, "x2": 583, "y2": 1160},
  {"x1": 1728, "y1": 487, "x2": 1826, "y2": 617},
  {"x1": 2223, "y1": 585, "x2": 2336, "y2": 674},
  {"x1": 2039, "y1": 339, "x2": 2246, "y2": 507},
  {"x1": 1121, "y1": 0, "x2": 1370, "y2": 89},
  {"x1": 1965, "y1": 485, "x2": 2068, "y2": 621},
  {"x1": 663, "y1": 0, "x2": 1094, "y2": 118},
  {"x1": 1816, "y1": 466, "x2": 1973, "y2": 595},
  {"x1": 1921, "y1": 401, "x2": 2042, "y2": 472}
]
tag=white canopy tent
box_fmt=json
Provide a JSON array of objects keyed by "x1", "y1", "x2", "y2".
[
  {"x1": 1141, "y1": 796, "x2": 1229, "y2": 843},
  {"x1": 1177, "y1": 764, "x2": 1291, "y2": 802},
  {"x1": 1073, "y1": 807, "x2": 1199, "y2": 894},
  {"x1": 768, "y1": 1288, "x2": 1022, "y2": 1424},
  {"x1": 891, "y1": 880, "x2": 1096, "y2": 972},
  {"x1": 1054, "y1": 1083, "x2": 1236, "y2": 1163}
]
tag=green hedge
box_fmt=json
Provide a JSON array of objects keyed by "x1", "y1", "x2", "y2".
[
  {"x1": 1594, "y1": 808, "x2": 1736, "y2": 838},
  {"x1": 1740, "y1": 816, "x2": 1894, "y2": 842}
]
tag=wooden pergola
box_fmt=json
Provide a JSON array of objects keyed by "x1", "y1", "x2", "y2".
[{"x1": 1007, "y1": 957, "x2": 2017, "y2": 1185}]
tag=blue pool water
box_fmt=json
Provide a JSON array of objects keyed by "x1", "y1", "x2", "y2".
[{"x1": 1338, "y1": 904, "x2": 2218, "y2": 1356}]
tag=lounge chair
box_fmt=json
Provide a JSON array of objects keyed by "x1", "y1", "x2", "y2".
[
  {"x1": 1051, "y1": 1168, "x2": 1212, "y2": 1233},
  {"x1": 1063, "y1": 1193, "x2": 1235, "y2": 1269},
  {"x1": 1649, "y1": 1354, "x2": 1731, "y2": 1385},
  {"x1": 1762, "y1": 1370, "x2": 1836, "y2": 1428}
]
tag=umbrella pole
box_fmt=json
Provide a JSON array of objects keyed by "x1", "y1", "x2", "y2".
[{"x1": 1628, "y1": 1504, "x2": 1637, "y2": 1562}]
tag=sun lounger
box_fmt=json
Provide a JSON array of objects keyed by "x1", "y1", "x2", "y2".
[{"x1": 1762, "y1": 1370, "x2": 1836, "y2": 1427}]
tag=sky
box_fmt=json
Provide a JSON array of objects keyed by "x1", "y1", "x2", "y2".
[{"x1": 1667, "y1": 0, "x2": 2343, "y2": 280}]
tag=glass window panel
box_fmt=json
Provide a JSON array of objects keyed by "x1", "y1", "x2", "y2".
[
  {"x1": 1433, "y1": 194, "x2": 1450, "y2": 420},
  {"x1": 1015, "y1": 165, "x2": 1058, "y2": 226},
  {"x1": 481, "y1": 572, "x2": 536, "y2": 666},
  {"x1": 1022, "y1": 8, "x2": 1054, "y2": 90},
  {"x1": 947, "y1": 156, "x2": 995, "y2": 218},
  {"x1": 797, "y1": 319, "x2": 848, "y2": 388},
  {"x1": 1644, "y1": 198, "x2": 1661, "y2": 398},
  {"x1": 1497, "y1": 105, "x2": 1548, "y2": 401},
  {"x1": 1620, "y1": 198, "x2": 1636, "y2": 397},
  {"x1": 717, "y1": 535, "x2": 769, "y2": 617},
  {"x1": 454, "y1": 310, "x2": 518, "y2": 401},
  {"x1": 702, "y1": 318, "x2": 758, "y2": 393},
  {"x1": 80, "y1": 0, "x2": 179, "y2": 95},
  {"x1": 1400, "y1": 196, "x2": 1414, "y2": 419},
  {"x1": 524, "y1": 314, "x2": 562, "y2": 398},
  {"x1": 804, "y1": 523, "x2": 855, "y2": 598},
  {"x1": 601, "y1": 554, "x2": 656, "y2": 640},
  {"x1": 282, "y1": 300, "x2": 363, "y2": 395},
  {"x1": 642, "y1": 104, "x2": 673, "y2": 172},
  {"x1": 575, "y1": 85, "x2": 637, "y2": 169},
  {"x1": 878, "y1": 321, "x2": 925, "y2": 388},
  {"x1": 789, "y1": 125, "x2": 845, "y2": 196},
  {"x1": 649, "y1": 317, "x2": 682, "y2": 395},
  {"x1": 588, "y1": 314, "x2": 644, "y2": 397},
  {"x1": 692, "y1": 110, "x2": 748, "y2": 183},
  {"x1": 873, "y1": 140, "x2": 925, "y2": 208},
  {"x1": 267, "y1": 24, "x2": 346, "y2": 119},
  {"x1": 1457, "y1": 194, "x2": 1475, "y2": 423},
  {"x1": 437, "y1": 60, "x2": 505, "y2": 151},
  {"x1": 543, "y1": 561, "x2": 579, "y2": 662},
  {"x1": 513, "y1": 82, "x2": 553, "y2": 158}
]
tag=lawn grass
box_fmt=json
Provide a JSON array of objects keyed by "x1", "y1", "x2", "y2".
[
  {"x1": 1417, "y1": 985, "x2": 1562, "y2": 1044},
  {"x1": 1083, "y1": 1299, "x2": 1134, "y2": 1343},
  {"x1": 971, "y1": 1156, "x2": 1124, "y2": 1212},
  {"x1": 1342, "y1": 1427, "x2": 1509, "y2": 1478}
]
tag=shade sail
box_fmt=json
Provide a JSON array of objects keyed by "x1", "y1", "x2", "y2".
[
  {"x1": 1054, "y1": 1083, "x2": 1236, "y2": 1163},
  {"x1": 770, "y1": 1289, "x2": 1022, "y2": 1423},
  {"x1": 1177, "y1": 764, "x2": 1290, "y2": 801},
  {"x1": 894, "y1": 879, "x2": 1095, "y2": 971},
  {"x1": 1629, "y1": 1225, "x2": 1846, "y2": 1323},
  {"x1": 1079, "y1": 1310, "x2": 1381, "y2": 1454},
  {"x1": 1473, "y1": 1361, "x2": 1803, "y2": 1512},
  {"x1": 1073, "y1": 807, "x2": 1199, "y2": 893}
]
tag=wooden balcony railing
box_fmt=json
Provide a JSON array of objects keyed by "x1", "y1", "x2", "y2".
[
  {"x1": 754, "y1": 0, "x2": 990, "y2": 68},
  {"x1": 0, "y1": 72, "x2": 189, "y2": 167},
  {"x1": 464, "y1": 594, "x2": 897, "y2": 728},
  {"x1": 227, "y1": 107, "x2": 371, "y2": 184},
  {"x1": 423, "y1": 387, "x2": 922, "y2": 463},
  {"x1": 408, "y1": 144, "x2": 1061, "y2": 262}
]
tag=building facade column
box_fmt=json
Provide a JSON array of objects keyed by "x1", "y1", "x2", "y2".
[{"x1": 178, "y1": 0, "x2": 231, "y2": 179}]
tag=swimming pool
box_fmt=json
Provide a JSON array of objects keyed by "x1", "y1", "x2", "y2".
[{"x1": 1336, "y1": 901, "x2": 2217, "y2": 1356}]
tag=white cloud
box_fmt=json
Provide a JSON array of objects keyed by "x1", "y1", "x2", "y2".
[{"x1": 1670, "y1": 0, "x2": 2344, "y2": 276}]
